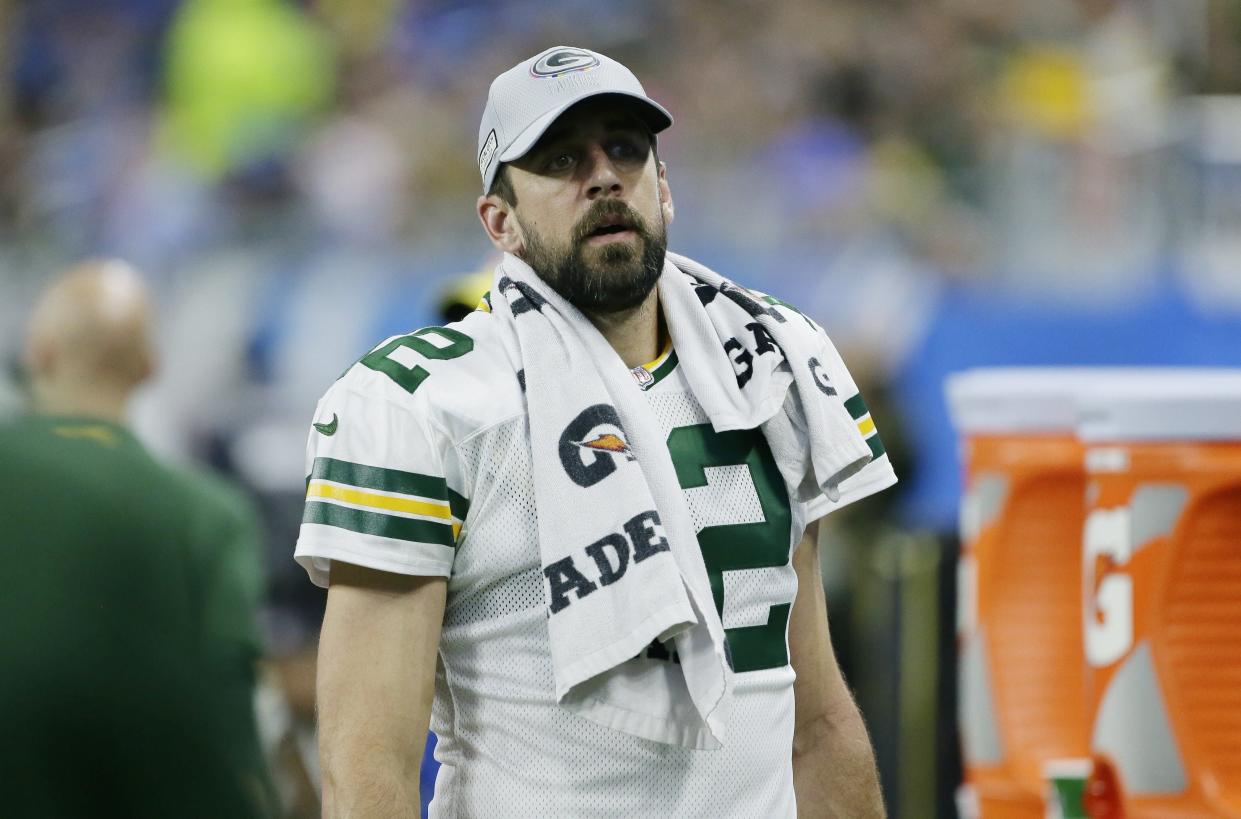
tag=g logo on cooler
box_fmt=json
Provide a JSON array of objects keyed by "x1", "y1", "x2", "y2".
[
  {"x1": 532, "y1": 48, "x2": 600, "y2": 78},
  {"x1": 1083, "y1": 506, "x2": 1133, "y2": 667}
]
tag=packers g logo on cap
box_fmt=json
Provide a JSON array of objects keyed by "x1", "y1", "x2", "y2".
[{"x1": 531, "y1": 47, "x2": 600, "y2": 78}]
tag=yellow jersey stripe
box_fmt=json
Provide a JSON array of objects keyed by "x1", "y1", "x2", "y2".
[
  {"x1": 858, "y1": 416, "x2": 877, "y2": 437},
  {"x1": 307, "y1": 482, "x2": 453, "y2": 521}
]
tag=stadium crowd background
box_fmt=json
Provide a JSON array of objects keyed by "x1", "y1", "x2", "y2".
[{"x1": 3, "y1": 1, "x2": 1241, "y2": 816}]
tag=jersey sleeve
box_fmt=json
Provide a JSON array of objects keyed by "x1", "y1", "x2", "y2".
[
  {"x1": 756, "y1": 293, "x2": 898, "y2": 523},
  {"x1": 294, "y1": 378, "x2": 466, "y2": 587}
]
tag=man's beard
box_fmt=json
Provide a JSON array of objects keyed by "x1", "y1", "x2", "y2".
[{"x1": 520, "y1": 199, "x2": 667, "y2": 314}]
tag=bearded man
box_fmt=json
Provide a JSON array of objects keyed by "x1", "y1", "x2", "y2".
[{"x1": 297, "y1": 46, "x2": 895, "y2": 819}]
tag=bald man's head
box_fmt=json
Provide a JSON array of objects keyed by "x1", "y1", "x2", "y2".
[{"x1": 24, "y1": 260, "x2": 155, "y2": 420}]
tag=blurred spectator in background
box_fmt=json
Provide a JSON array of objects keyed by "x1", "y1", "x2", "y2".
[{"x1": 0, "y1": 260, "x2": 273, "y2": 817}]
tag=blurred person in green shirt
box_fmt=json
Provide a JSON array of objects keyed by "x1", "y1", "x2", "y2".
[{"x1": 0, "y1": 261, "x2": 272, "y2": 818}]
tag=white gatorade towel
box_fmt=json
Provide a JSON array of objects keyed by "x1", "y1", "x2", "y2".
[{"x1": 491, "y1": 250, "x2": 872, "y2": 749}]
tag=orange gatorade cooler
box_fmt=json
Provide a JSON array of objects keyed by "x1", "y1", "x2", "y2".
[
  {"x1": 948, "y1": 369, "x2": 1100, "y2": 819},
  {"x1": 1077, "y1": 372, "x2": 1241, "y2": 819}
]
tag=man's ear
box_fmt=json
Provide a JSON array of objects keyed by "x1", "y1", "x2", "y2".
[
  {"x1": 477, "y1": 196, "x2": 524, "y2": 255},
  {"x1": 658, "y1": 161, "x2": 674, "y2": 225},
  {"x1": 134, "y1": 336, "x2": 157, "y2": 386}
]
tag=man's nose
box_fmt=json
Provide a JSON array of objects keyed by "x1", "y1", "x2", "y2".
[{"x1": 584, "y1": 144, "x2": 623, "y2": 198}]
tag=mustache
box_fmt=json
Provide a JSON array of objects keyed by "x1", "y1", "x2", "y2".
[{"x1": 571, "y1": 199, "x2": 650, "y2": 244}]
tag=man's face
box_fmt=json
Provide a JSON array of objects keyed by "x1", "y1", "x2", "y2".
[{"x1": 495, "y1": 99, "x2": 672, "y2": 314}]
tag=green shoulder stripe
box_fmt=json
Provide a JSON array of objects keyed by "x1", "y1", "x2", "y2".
[
  {"x1": 866, "y1": 433, "x2": 887, "y2": 459},
  {"x1": 448, "y1": 488, "x2": 470, "y2": 522},
  {"x1": 311, "y1": 457, "x2": 448, "y2": 501},
  {"x1": 845, "y1": 393, "x2": 869, "y2": 420},
  {"x1": 844, "y1": 392, "x2": 887, "y2": 458},
  {"x1": 303, "y1": 501, "x2": 456, "y2": 547}
]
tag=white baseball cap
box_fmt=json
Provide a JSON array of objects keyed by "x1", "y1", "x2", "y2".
[{"x1": 477, "y1": 46, "x2": 673, "y2": 193}]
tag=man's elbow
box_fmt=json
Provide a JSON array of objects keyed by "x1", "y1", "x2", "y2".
[
  {"x1": 319, "y1": 734, "x2": 422, "y2": 819},
  {"x1": 792, "y1": 693, "x2": 871, "y2": 761},
  {"x1": 321, "y1": 765, "x2": 421, "y2": 819},
  {"x1": 792, "y1": 710, "x2": 836, "y2": 760}
]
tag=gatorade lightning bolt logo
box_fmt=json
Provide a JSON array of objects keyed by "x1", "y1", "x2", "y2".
[
  {"x1": 578, "y1": 433, "x2": 635, "y2": 460},
  {"x1": 531, "y1": 48, "x2": 600, "y2": 78}
]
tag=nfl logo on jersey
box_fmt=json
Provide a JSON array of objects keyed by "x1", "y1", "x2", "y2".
[{"x1": 630, "y1": 365, "x2": 654, "y2": 389}]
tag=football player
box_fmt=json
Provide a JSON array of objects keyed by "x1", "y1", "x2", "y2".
[{"x1": 299, "y1": 47, "x2": 894, "y2": 818}]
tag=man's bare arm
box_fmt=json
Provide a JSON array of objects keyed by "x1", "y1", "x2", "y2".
[
  {"x1": 788, "y1": 522, "x2": 885, "y2": 818},
  {"x1": 317, "y1": 561, "x2": 447, "y2": 818}
]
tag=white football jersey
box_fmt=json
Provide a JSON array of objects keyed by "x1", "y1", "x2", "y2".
[{"x1": 295, "y1": 297, "x2": 896, "y2": 818}]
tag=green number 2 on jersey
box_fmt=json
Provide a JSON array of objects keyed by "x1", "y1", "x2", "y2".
[
  {"x1": 360, "y1": 326, "x2": 474, "y2": 393},
  {"x1": 667, "y1": 424, "x2": 794, "y2": 673}
]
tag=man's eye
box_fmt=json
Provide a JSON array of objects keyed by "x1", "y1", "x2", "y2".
[
  {"x1": 609, "y1": 140, "x2": 645, "y2": 161},
  {"x1": 546, "y1": 153, "x2": 575, "y2": 171}
]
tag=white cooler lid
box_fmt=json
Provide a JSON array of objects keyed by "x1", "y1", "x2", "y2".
[
  {"x1": 1078, "y1": 369, "x2": 1241, "y2": 442},
  {"x1": 947, "y1": 368, "x2": 1134, "y2": 434}
]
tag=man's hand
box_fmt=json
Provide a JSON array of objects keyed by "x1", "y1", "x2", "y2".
[
  {"x1": 788, "y1": 522, "x2": 886, "y2": 818},
  {"x1": 317, "y1": 561, "x2": 447, "y2": 819}
]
